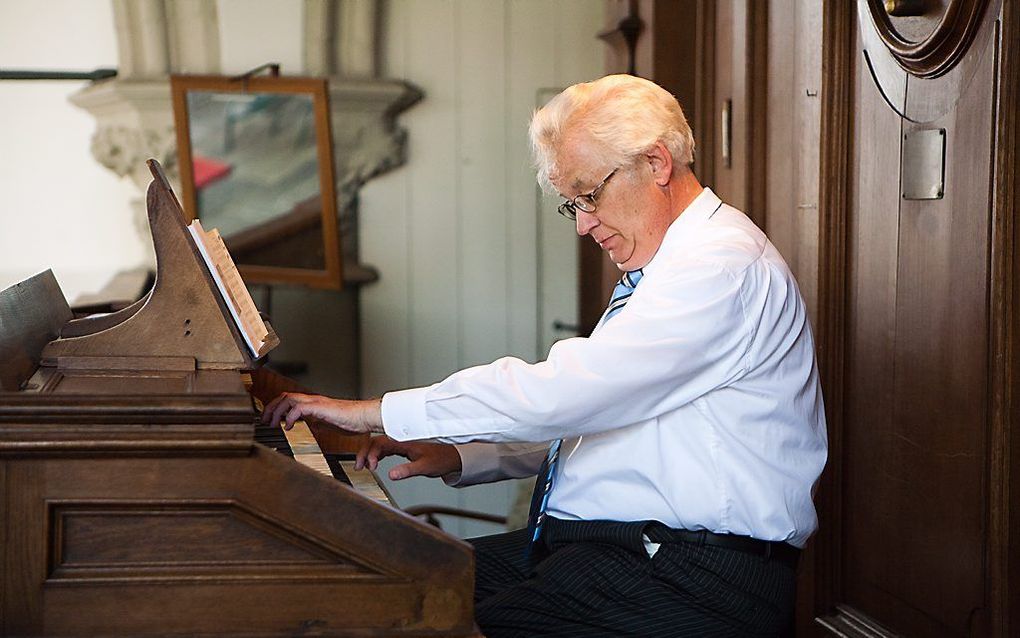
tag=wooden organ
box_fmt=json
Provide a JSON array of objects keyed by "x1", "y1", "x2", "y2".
[{"x1": 0, "y1": 161, "x2": 477, "y2": 636}]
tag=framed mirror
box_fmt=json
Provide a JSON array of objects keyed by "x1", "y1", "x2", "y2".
[{"x1": 171, "y1": 74, "x2": 343, "y2": 289}]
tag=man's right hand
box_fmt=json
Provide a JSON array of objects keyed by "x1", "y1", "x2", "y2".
[{"x1": 356, "y1": 435, "x2": 462, "y2": 481}]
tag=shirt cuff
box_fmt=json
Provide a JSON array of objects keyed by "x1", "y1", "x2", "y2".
[
  {"x1": 441, "y1": 442, "x2": 503, "y2": 487},
  {"x1": 381, "y1": 386, "x2": 432, "y2": 441},
  {"x1": 440, "y1": 445, "x2": 468, "y2": 487}
]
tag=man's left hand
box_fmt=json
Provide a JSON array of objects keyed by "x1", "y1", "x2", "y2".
[{"x1": 261, "y1": 392, "x2": 384, "y2": 435}]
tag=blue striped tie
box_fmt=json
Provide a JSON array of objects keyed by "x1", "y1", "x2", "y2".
[
  {"x1": 525, "y1": 268, "x2": 645, "y2": 554},
  {"x1": 604, "y1": 268, "x2": 644, "y2": 322}
]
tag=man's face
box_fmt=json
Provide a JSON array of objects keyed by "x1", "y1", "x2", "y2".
[{"x1": 552, "y1": 136, "x2": 671, "y2": 272}]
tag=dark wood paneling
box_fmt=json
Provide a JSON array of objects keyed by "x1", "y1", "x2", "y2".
[
  {"x1": 694, "y1": 0, "x2": 717, "y2": 187},
  {"x1": 0, "y1": 460, "x2": 6, "y2": 635},
  {"x1": 746, "y1": 0, "x2": 768, "y2": 226},
  {"x1": 5, "y1": 461, "x2": 45, "y2": 635},
  {"x1": 841, "y1": 25, "x2": 906, "y2": 627},
  {"x1": 847, "y1": 29, "x2": 996, "y2": 636},
  {"x1": 813, "y1": 0, "x2": 855, "y2": 627},
  {"x1": 759, "y1": 1, "x2": 826, "y2": 634},
  {"x1": 989, "y1": 3, "x2": 1020, "y2": 635},
  {"x1": 813, "y1": 0, "x2": 1019, "y2": 636}
]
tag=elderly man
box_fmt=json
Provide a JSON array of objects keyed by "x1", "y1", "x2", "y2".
[{"x1": 264, "y1": 74, "x2": 827, "y2": 636}]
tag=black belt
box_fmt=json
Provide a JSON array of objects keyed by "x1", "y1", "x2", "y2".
[{"x1": 645, "y1": 526, "x2": 800, "y2": 569}]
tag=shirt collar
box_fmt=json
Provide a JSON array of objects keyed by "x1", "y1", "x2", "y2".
[{"x1": 643, "y1": 187, "x2": 722, "y2": 274}]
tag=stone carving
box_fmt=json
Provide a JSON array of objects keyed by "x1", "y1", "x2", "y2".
[
  {"x1": 330, "y1": 81, "x2": 423, "y2": 211},
  {"x1": 91, "y1": 125, "x2": 178, "y2": 181}
]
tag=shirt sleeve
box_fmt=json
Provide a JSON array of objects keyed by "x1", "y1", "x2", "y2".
[
  {"x1": 381, "y1": 260, "x2": 753, "y2": 445},
  {"x1": 441, "y1": 442, "x2": 551, "y2": 487}
]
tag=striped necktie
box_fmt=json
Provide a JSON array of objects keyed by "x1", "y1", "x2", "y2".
[
  {"x1": 525, "y1": 268, "x2": 645, "y2": 553},
  {"x1": 604, "y1": 268, "x2": 644, "y2": 322}
]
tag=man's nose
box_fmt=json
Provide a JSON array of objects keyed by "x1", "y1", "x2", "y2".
[{"x1": 575, "y1": 209, "x2": 598, "y2": 236}]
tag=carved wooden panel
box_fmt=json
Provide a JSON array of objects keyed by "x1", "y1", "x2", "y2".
[
  {"x1": 863, "y1": 0, "x2": 990, "y2": 78},
  {"x1": 48, "y1": 501, "x2": 383, "y2": 582},
  {"x1": 2, "y1": 447, "x2": 474, "y2": 636}
]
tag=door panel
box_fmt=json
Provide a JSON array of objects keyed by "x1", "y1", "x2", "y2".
[{"x1": 820, "y1": 1, "x2": 1002, "y2": 635}]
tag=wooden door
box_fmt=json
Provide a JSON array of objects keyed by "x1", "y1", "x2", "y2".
[{"x1": 812, "y1": 1, "x2": 1020, "y2": 635}]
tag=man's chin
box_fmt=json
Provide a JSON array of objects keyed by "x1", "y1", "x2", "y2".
[
  {"x1": 613, "y1": 254, "x2": 649, "y2": 272},
  {"x1": 610, "y1": 251, "x2": 637, "y2": 271},
  {"x1": 608, "y1": 249, "x2": 629, "y2": 269}
]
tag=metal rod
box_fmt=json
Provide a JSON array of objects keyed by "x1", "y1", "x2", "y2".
[
  {"x1": 229, "y1": 63, "x2": 281, "y2": 83},
  {"x1": 0, "y1": 68, "x2": 117, "y2": 81}
]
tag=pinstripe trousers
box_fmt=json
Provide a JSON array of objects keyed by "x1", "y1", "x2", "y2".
[{"x1": 469, "y1": 518, "x2": 797, "y2": 637}]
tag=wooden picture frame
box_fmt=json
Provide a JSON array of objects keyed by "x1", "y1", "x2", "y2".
[{"x1": 170, "y1": 74, "x2": 343, "y2": 290}]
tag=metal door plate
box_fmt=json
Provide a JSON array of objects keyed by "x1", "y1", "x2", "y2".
[{"x1": 902, "y1": 128, "x2": 946, "y2": 200}]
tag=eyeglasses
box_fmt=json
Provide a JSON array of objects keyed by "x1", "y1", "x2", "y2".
[{"x1": 557, "y1": 168, "x2": 618, "y2": 221}]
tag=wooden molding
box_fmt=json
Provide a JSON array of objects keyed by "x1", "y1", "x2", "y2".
[
  {"x1": 988, "y1": 2, "x2": 1019, "y2": 634},
  {"x1": 746, "y1": 0, "x2": 769, "y2": 227},
  {"x1": 814, "y1": 0, "x2": 856, "y2": 624},
  {"x1": 694, "y1": 0, "x2": 717, "y2": 187},
  {"x1": 47, "y1": 500, "x2": 391, "y2": 584},
  {"x1": 864, "y1": 0, "x2": 991, "y2": 78}
]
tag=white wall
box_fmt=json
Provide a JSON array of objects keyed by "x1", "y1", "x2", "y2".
[
  {"x1": 360, "y1": 0, "x2": 605, "y2": 537},
  {"x1": 0, "y1": 0, "x2": 147, "y2": 301}
]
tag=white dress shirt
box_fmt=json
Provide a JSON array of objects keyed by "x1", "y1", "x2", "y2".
[{"x1": 381, "y1": 188, "x2": 828, "y2": 548}]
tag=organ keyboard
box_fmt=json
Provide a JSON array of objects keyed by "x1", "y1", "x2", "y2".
[
  {"x1": 279, "y1": 422, "x2": 391, "y2": 504},
  {"x1": 250, "y1": 389, "x2": 393, "y2": 505},
  {"x1": 0, "y1": 160, "x2": 477, "y2": 637}
]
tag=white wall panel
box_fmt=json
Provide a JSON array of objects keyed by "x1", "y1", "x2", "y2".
[
  {"x1": 360, "y1": 0, "x2": 604, "y2": 538},
  {"x1": 458, "y1": 0, "x2": 509, "y2": 369}
]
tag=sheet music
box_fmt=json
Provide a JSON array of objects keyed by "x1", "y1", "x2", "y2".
[{"x1": 187, "y1": 220, "x2": 269, "y2": 356}]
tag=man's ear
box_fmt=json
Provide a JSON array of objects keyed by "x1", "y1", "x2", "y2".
[{"x1": 647, "y1": 141, "x2": 673, "y2": 186}]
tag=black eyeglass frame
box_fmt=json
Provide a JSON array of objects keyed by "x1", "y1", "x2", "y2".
[{"x1": 556, "y1": 168, "x2": 619, "y2": 220}]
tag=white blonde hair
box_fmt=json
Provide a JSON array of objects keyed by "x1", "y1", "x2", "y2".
[{"x1": 529, "y1": 74, "x2": 695, "y2": 191}]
